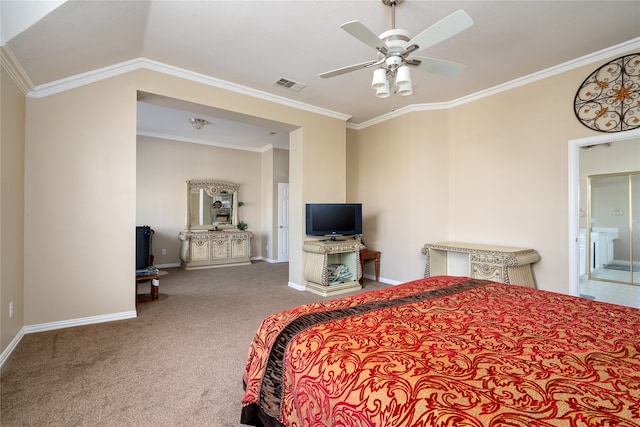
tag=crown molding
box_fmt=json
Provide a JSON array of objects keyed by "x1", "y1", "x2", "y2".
[
  {"x1": 26, "y1": 57, "x2": 351, "y2": 122},
  {"x1": 13, "y1": 36, "x2": 639, "y2": 130},
  {"x1": 28, "y1": 58, "x2": 141, "y2": 98},
  {"x1": 448, "y1": 37, "x2": 640, "y2": 109},
  {"x1": 0, "y1": 45, "x2": 33, "y2": 95},
  {"x1": 348, "y1": 37, "x2": 640, "y2": 130},
  {"x1": 347, "y1": 102, "x2": 449, "y2": 130}
]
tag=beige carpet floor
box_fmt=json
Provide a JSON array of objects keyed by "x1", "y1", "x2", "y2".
[{"x1": 1, "y1": 262, "x2": 385, "y2": 426}]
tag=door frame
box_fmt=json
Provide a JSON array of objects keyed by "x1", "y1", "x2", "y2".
[{"x1": 568, "y1": 129, "x2": 640, "y2": 297}]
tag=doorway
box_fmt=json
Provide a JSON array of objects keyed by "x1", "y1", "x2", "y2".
[
  {"x1": 587, "y1": 172, "x2": 640, "y2": 286},
  {"x1": 569, "y1": 130, "x2": 640, "y2": 308}
]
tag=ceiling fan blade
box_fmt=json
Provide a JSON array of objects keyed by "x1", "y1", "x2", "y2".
[
  {"x1": 341, "y1": 21, "x2": 388, "y2": 54},
  {"x1": 406, "y1": 56, "x2": 466, "y2": 76},
  {"x1": 319, "y1": 60, "x2": 381, "y2": 79},
  {"x1": 403, "y1": 9, "x2": 473, "y2": 53}
]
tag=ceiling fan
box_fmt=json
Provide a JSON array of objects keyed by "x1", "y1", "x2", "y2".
[{"x1": 319, "y1": 0, "x2": 473, "y2": 97}]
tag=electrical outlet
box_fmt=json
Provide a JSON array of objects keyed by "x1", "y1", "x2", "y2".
[
  {"x1": 9, "y1": 301, "x2": 13, "y2": 318},
  {"x1": 162, "y1": 249, "x2": 166, "y2": 255}
]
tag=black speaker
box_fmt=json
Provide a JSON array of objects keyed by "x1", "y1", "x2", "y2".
[{"x1": 136, "y1": 226, "x2": 153, "y2": 270}]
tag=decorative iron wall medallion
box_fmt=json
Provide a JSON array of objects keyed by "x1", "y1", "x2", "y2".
[{"x1": 573, "y1": 53, "x2": 640, "y2": 132}]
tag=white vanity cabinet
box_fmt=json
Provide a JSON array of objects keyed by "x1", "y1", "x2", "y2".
[
  {"x1": 591, "y1": 227, "x2": 619, "y2": 269},
  {"x1": 179, "y1": 230, "x2": 252, "y2": 270}
]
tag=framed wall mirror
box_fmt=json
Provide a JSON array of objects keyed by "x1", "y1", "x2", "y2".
[{"x1": 186, "y1": 180, "x2": 239, "y2": 230}]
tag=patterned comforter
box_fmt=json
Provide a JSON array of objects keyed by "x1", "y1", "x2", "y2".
[{"x1": 241, "y1": 276, "x2": 640, "y2": 426}]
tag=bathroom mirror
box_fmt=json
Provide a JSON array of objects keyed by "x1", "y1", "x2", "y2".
[{"x1": 186, "y1": 180, "x2": 239, "y2": 230}]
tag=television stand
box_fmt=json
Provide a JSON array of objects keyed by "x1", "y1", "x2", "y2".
[
  {"x1": 321, "y1": 236, "x2": 347, "y2": 242},
  {"x1": 303, "y1": 240, "x2": 364, "y2": 297}
]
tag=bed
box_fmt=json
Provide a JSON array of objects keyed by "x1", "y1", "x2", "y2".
[{"x1": 241, "y1": 275, "x2": 640, "y2": 426}]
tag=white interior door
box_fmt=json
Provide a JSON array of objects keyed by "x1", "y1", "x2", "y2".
[{"x1": 277, "y1": 183, "x2": 290, "y2": 263}]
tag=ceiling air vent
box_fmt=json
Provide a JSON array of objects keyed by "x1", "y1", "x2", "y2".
[{"x1": 274, "y1": 77, "x2": 306, "y2": 92}]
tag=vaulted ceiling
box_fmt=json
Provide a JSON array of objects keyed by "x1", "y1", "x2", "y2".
[{"x1": 3, "y1": 1, "x2": 639, "y2": 149}]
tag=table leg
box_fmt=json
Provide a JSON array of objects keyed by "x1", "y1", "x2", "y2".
[
  {"x1": 374, "y1": 253, "x2": 380, "y2": 282},
  {"x1": 151, "y1": 278, "x2": 159, "y2": 300}
]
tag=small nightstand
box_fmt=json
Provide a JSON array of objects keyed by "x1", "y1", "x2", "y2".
[
  {"x1": 360, "y1": 250, "x2": 381, "y2": 283},
  {"x1": 135, "y1": 270, "x2": 168, "y2": 304}
]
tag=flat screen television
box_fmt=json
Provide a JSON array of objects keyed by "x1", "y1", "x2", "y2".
[{"x1": 305, "y1": 203, "x2": 362, "y2": 239}]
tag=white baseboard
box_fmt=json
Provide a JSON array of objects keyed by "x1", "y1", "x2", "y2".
[
  {"x1": 1, "y1": 310, "x2": 137, "y2": 369},
  {"x1": 155, "y1": 259, "x2": 289, "y2": 268},
  {"x1": 362, "y1": 273, "x2": 400, "y2": 285},
  {"x1": 288, "y1": 281, "x2": 305, "y2": 291},
  {"x1": 154, "y1": 262, "x2": 181, "y2": 268},
  {"x1": 251, "y1": 256, "x2": 290, "y2": 264},
  {"x1": 24, "y1": 311, "x2": 138, "y2": 334},
  {"x1": 0, "y1": 327, "x2": 26, "y2": 368}
]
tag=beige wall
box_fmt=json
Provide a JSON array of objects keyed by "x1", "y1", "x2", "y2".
[
  {"x1": 24, "y1": 75, "x2": 138, "y2": 325},
  {"x1": 448, "y1": 74, "x2": 578, "y2": 291},
  {"x1": 22, "y1": 69, "x2": 347, "y2": 328},
  {"x1": 447, "y1": 61, "x2": 626, "y2": 292},
  {"x1": 348, "y1": 110, "x2": 451, "y2": 282},
  {"x1": 261, "y1": 149, "x2": 275, "y2": 261},
  {"x1": 1, "y1": 66, "x2": 26, "y2": 354},
  {"x1": 136, "y1": 136, "x2": 263, "y2": 265},
  {"x1": 348, "y1": 53, "x2": 637, "y2": 293}
]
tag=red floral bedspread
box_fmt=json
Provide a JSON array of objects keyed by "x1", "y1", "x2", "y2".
[{"x1": 241, "y1": 276, "x2": 640, "y2": 426}]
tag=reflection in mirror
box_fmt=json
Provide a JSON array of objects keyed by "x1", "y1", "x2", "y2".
[
  {"x1": 186, "y1": 180, "x2": 239, "y2": 230},
  {"x1": 588, "y1": 172, "x2": 640, "y2": 285}
]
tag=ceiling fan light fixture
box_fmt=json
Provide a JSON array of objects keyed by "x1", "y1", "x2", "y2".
[
  {"x1": 320, "y1": 1, "x2": 473, "y2": 100},
  {"x1": 371, "y1": 68, "x2": 388, "y2": 89},
  {"x1": 385, "y1": 55, "x2": 403, "y2": 71},
  {"x1": 397, "y1": 82, "x2": 413, "y2": 96},
  {"x1": 395, "y1": 65, "x2": 411, "y2": 86},
  {"x1": 375, "y1": 79, "x2": 391, "y2": 98}
]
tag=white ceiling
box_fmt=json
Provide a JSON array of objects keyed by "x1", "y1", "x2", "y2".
[
  {"x1": 136, "y1": 92, "x2": 294, "y2": 151},
  {"x1": 2, "y1": 1, "x2": 639, "y2": 151}
]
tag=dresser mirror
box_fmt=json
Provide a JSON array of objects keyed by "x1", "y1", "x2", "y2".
[{"x1": 186, "y1": 180, "x2": 239, "y2": 230}]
